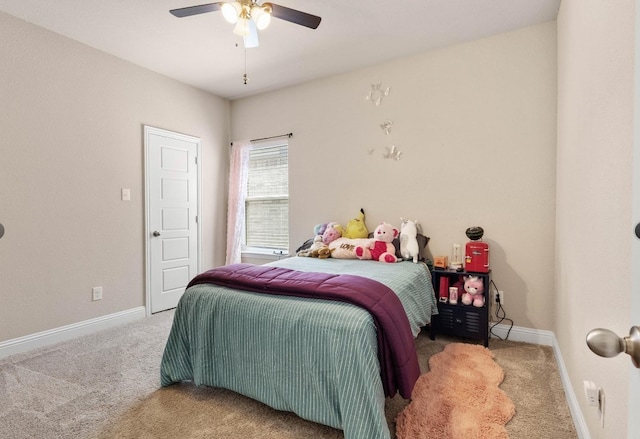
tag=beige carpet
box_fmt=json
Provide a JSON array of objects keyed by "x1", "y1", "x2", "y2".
[{"x1": 0, "y1": 309, "x2": 578, "y2": 439}]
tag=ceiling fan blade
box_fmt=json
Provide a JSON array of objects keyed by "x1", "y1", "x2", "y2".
[
  {"x1": 243, "y1": 20, "x2": 259, "y2": 48},
  {"x1": 266, "y1": 2, "x2": 321, "y2": 29},
  {"x1": 170, "y1": 2, "x2": 222, "y2": 18}
]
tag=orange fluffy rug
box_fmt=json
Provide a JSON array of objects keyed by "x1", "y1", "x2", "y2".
[{"x1": 396, "y1": 343, "x2": 516, "y2": 439}]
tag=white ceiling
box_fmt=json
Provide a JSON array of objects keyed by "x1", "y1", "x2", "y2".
[{"x1": 0, "y1": 0, "x2": 560, "y2": 101}]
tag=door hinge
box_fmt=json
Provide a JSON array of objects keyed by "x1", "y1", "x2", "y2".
[
  {"x1": 195, "y1": 156, "x2": 198, "y2": 165},
  {"x1": 195, "y1": 215, "x2": 198, "y2": 224}
]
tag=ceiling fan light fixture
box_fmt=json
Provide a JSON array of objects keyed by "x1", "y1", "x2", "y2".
[
  {"x1": 233, "y1": 16, "x2": 251, "y2": 37},
  {"x1": 251, "y1": 5, "x2": 271, "y2": 30},
  {"x1": 221, "y1": 2, "x2": 241, "y2": 24},
  {"x1": 170, "y1": 1, "x2": 321, "y2": 50}
]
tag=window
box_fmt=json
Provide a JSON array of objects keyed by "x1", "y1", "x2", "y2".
[{"x1": 243, "y1": 141, "x2": 289, "y2": 254}]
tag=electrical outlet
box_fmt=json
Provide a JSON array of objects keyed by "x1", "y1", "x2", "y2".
[
  {"x1": 584, "y1": 380, "x2": 598, "y2": 406},
  {"x1": 92, "y1": 286, "x2": 103, "y2": 301},
  {"x1": 494, "y1": 290, "x2": 504, "y2": 306},
  {"x1": 583, "y1": 381, "x2": 605, "y2": 427}
]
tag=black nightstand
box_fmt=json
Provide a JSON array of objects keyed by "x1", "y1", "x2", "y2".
[{"x1": 430, "y1": 269, "x2": 491, "y2": 347}]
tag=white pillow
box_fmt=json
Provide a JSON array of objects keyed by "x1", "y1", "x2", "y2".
[{"x1": 329, "y1": 237, "x2": 373, "y2": 259}]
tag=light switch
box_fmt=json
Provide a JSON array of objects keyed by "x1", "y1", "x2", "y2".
[{"x1": 121, "y1": 188, "x2": 131, "y2": 201}]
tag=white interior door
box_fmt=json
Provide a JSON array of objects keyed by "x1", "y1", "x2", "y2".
[
  {"x1": 145, "y1": 126, "x2": 200, "y2": 314},
  {"x1": 630, "y1": 4, "x2": 640, "y2": 434}
]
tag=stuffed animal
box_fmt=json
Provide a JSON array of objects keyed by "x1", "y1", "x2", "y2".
[
  {"x1": 313, "y1": 223, "x2": 327, "y2": 236},
  {"x1": 462, "y1": 275, "x2": 485, "y2": 307},
  {"x1": 297, "y1": 235, "x2": 324, "y2": 257},
  {"x1": 322, "y1": 226, "x2": 341, "y2": 245},
  {"x1": 313, "y1": 221, "x2": 340, "y2": 236},
  {"x1": 343, "y1": 208, "x2": 369, "y2": 239},
  {"x1": 400, "y1": 219, "x2": 420, "y2": 263},
  {"x1": 298, "y1": 235, "x2": 335, "y2": 258},
  {"x1": 313, "y1": 246, "x2": 332, "y2": 259},
  {"x1": 355, "y1": 222, "x2": 398, "y2": 263}
]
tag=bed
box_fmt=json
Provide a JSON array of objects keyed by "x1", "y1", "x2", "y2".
[{"x1": 160, "y1": 257, "x2": 437, "y2": 439}]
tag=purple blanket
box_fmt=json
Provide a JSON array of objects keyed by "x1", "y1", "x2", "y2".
[{"x1": 187, "y1": 263, "x2": 420, "y2": 398}]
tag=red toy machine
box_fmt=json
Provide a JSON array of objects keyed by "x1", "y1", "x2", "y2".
[{"x1": 464, "y1": 227, "x2": 490, "y2": 273}]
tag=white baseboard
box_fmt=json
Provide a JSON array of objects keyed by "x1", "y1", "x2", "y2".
[
  {"x1": 491, "y1": 323, "x2": 590, "y2": 439},
  {"x1": 0, "y1": 306, "x2": 146, "y2": 360},
  {"x1": 551, "y1": 333, "x2": 591, "y2": 439}
]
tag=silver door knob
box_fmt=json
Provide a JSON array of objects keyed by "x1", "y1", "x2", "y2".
[
  {"x1": 586, "y1": 326, "x2": 640, "y2": 368},
  {"x1": 152, "y1": 231, "x2": 161, "y2": 237}
]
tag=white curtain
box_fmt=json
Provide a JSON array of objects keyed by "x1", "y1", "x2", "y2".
[{"x1": 225, "y1": 139, "x2": 252, "y2": 265}]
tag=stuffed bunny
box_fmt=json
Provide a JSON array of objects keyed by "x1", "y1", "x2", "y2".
[{"x1": 400, "y1": 219, "x2": 420, "y2": 263}]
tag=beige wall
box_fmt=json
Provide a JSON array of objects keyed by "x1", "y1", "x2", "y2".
[
  {"x1": 556, "y1": 1, "x2": 635, "y2": 437},
  {"x1": 0, "y1": 12, "x2": 230, "y2": 341},
  {"x1": 231, "y1": 22, "x2": 558, "y2": 332}
]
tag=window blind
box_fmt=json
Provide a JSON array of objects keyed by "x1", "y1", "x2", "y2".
[{"x1": 245, "y1": 143, "x2": 289, "y2": 251}]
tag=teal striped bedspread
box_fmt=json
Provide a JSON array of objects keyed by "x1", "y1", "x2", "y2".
[{"x1": 160, "y1": 258, "x2": 437, "y2": 439}]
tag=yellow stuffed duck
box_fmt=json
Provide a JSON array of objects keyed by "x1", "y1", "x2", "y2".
[{"x1": 342, "y1": 208, "x2": 369, "y2": 239}]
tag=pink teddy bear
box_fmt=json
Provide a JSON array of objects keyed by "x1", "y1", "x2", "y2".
[
  {"x1": 462, "y1": 275, "x2": 485, "y2": 307},
  {"x1": 355, "y1": 222, "x2": 398, "y2": 263}
]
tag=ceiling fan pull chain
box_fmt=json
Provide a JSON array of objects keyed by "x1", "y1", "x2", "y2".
[{"x1": 243, "y1": 49, "x2": 249, "y2": 85}]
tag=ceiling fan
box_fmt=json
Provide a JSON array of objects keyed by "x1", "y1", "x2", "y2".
[{"x1": 170, "y1": 1, "x2": 321, "y2": 48}]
